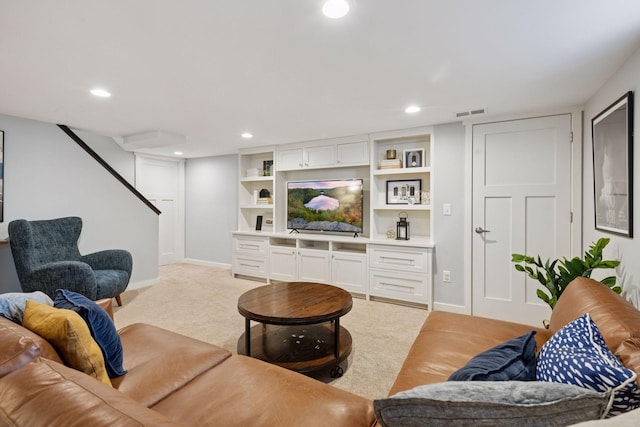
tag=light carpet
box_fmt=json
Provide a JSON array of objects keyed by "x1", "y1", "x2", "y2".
[{"x1": 113, "y1": 263, "x2": 428, "y2": 399}]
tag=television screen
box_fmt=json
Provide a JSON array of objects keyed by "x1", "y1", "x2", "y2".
[{"x1": 287, "y1": 179, "x2": 363, "y2": 234}]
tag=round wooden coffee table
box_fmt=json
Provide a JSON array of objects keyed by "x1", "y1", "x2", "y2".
[{"x1": 237, "y1": 282, "x2": 353, "y2": 377}]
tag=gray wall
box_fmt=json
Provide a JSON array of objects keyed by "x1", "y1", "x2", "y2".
[
  {"x1": 185, "y1": 154, "x2": 238, "y2": 265},
  {"x1": 432, "y1": 122, "x2": 466, "y2": 307},
  {"x1": 582, "y1": 46, "x2": 640, "y2": 307},
  {"x1": 0, "y1": 114, "x2": 159, "y2": 293}
]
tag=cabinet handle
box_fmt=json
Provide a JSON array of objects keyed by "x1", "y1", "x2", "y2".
[
  {"x1": 304, "y1": 163, "x2": 309, "y2": 167},
  {"x1": 379, "y1": 282, "x2": 415, "y2": 293},
  {"x1": 299, "y1": 163, "x2": 303, "y2": 167},
  {"x1": 379, "y1": 256, "x2": 415, "y2": 265},
  {"x1": 239, "y1": 263, "x2": 260, "y2": 270}
]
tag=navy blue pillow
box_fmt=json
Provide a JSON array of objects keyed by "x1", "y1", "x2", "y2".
[
  {"x1": 448, "y1": 331, "x2": 537, "y2": 381},
  {"x1": 54, "y1": 289, "x2": 127, "y2": 378}
]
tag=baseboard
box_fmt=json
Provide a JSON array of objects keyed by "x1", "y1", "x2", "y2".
[
  {"x1": 182, "y1": 258, "x2": 232, "y2": 269},
  {"x1": 432, "y1": 301, "x2": 469, "y2": 314},
  {"x1": 127, "y1": 277, "x2": 160, "y2": 291}
]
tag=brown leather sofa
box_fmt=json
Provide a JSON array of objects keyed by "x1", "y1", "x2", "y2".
[
  {"x1": 389, "y1": 277, "x2": 640, "y2": 395},
  {"x1": 2, "y1": 277, "x2": 640, "y2": 426},
  {"x1": 0, "y1": 300, "x2": 376, "y2": 427}
]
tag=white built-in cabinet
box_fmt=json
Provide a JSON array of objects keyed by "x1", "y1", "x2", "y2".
[{"x1": 232, "y1": 128, "x2": 434, "y2": 308}]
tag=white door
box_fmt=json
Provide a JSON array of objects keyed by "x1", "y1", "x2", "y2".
[
  {"x1": 135, "y1": 155, "x2": 185, "y2": 265},
  {"x1": 472, "y1": 115, "x2": 572, "y2": 326}
]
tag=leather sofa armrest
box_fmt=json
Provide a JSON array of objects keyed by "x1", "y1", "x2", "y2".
[{"x1": 96, "y1": 298, "x2": 114, "y2": 322}]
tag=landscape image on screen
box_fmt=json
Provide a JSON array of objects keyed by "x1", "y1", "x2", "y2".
[{"x1": 287, "y1": 179, "x2": 363, "y2": 234}]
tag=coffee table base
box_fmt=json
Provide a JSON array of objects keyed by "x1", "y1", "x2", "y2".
[{"x1": 237, "y1": 323, "x2": 352, "y2": 376}]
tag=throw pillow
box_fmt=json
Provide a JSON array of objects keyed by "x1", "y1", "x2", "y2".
[
  {"x1": 54, "y1": 289, "x2": 127, "y2": 378},
  {"x1": 448, "y1": 330, "x2": 537, "y2": 381},
  {"x1": 0, "y1": 291, "x2": 53, "y2": 323},
  {"x1": 22, "y1": 300, "x2": 111, "y2": 386},
  {"x1": 537, "y1": 313, "x2": 640, "y2": 418},
  {"x1": 374, "y1": 381, "x2": 609, "y2": 427}
]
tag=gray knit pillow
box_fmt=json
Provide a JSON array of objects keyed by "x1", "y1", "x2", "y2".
[{"x1": 374, "y1": 381, "x2": 609, "y2": 427}]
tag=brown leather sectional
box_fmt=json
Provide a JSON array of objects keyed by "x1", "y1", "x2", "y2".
[{"x1": 2, "y1": 277, "x2": 640, "y2": 426}]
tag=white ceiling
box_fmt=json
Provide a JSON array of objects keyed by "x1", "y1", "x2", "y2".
[{"x1": 1, "y1": 0, "x2": 640, "y2": 158}]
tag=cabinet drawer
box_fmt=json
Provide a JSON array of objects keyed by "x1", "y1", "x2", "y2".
[
  {"x1": 369, "y1": 245, "x2": 429, "y2": 274},
  {"x1": 234, "y1": 236, "x2": 269, "y2": 255},
  {"x1": 233, "y1": 254, "x2": 268, "y2": 278},
  {"x1": 369, "y1": 270, "x2": 428, "y2": 303}
]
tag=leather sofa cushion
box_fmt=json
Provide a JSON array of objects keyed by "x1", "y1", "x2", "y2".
[
  {"x1": 0, "y1": 357, "x2": 184, "y2": 427},
  {"x1": 151, "y1": 354, "x2": 376, "y2": 427},
  {"x1": 112, "y1": 323, "x2": 232, "y2": 407},
  {"x1": 388, "y1": 311, "x2": 548, "y2": 396},
  {"x1": 0, "y1": 316, "x2": 63, "y2": 368},
  {"x1": 0, "y1": 317, "x2": 41, "y2": 378}
]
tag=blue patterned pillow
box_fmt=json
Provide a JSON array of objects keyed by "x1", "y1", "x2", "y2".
[
  {"x1": 54, "y1": 289, "x2": 127, "y2": 378},
  {"x1": 537, "y1": 313, "x2": 640, "y2": 417}
]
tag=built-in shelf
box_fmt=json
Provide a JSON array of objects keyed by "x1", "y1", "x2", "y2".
[
  {"x1": 240, "y1": 204, "x2": 275, "y2": 209},
  {"x1": 240, "y1": 176, "x2": 274, "y2": 182},
  {"x1": 373, "y1": 205, "x2": 431, "y2": 211},
  {"x1": 372, "y1": 167, "x2": 431, "y2": 176}
]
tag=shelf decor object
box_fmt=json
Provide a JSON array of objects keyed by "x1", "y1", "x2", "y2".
[
  {"x1": 403, "y1": 148, "x2": 425, "y2": 168},
  {"x1": 396, "y1": 211, "x2": 410, "y2": 240},
  {"x1": 592, "y1": 90, "x2": 634, "y2": 237},
  {"x1": 386, "y1": 179, "x2": 422, "y2": 205}
]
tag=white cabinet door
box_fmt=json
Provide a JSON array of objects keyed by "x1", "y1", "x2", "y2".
[
  {"x1": 298, "y1": 249, "x2": 330, "y2": 283},
  {"x1": 331, "y1": 252, "x2": 367, "y2": 293},
  {"x1": 337, "y1": 141, "x2": 369, "y2": 166},
  {"x1": 269, "y1": 246, "x2": 297, "y2": 281},
  {"x1": 277, "y1": 148, "x2": 304, "y2": 171},
  {"x1": 306, "y1": 145, "x2": 336, "y2": 168}
]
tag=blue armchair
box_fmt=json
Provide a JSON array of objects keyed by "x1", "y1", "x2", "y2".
[{"x1": 8, "y1": 217, "x2": 132, "y2": 306}]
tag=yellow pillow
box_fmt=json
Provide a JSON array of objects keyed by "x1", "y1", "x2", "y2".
[{"x1": 22, "y1": 300, "x2": 111, "y2": 387}]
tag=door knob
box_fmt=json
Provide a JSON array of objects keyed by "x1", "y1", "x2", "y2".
[{"x1": 475, "y1": 227, "x2": 490, "y2": 234}]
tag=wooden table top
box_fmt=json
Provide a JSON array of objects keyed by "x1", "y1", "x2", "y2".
[{"x1": 237, "y1": 282, "x2": 353, "y2": 325}]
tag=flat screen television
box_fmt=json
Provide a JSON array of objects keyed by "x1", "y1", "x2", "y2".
[{"x1": 287, "y1": 179, "x2": 363, "y2": 235}]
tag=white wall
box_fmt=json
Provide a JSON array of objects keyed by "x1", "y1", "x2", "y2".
[
  {"x1": 0, "y1": 114, "x2": 159, "y2": 293},
  {"x1": 432, "y1": 122, "x2": 466, "y2": 308},
  {"x1": 185, "y1": 154, "x2": 238, "y2": 265},
  {"x1": 74, "y1": 129, "x2": 135, "y2": 185},
  {"x1": 583, "y1": 46, "x2": 640, "y2": 307}
]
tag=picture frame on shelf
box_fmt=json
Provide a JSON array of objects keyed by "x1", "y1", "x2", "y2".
[
  {"x1": 263, "y1": 160, "x2": 274, "y2": 176},
  {"x1": 403, "y1": 149, "x2": 425, "y2": 168},
  {"x1": 592, "y1": 90, "x2": 634, "y2": 237},
  {"x1": 386, "y1": 179, "x2": 422, "y2": 205}
]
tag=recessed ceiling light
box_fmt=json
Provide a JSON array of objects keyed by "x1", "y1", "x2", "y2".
[
  {"x1": 174, "y1": 151, "x2": 183, "y2": 156},
  {"x1": 405, "y1": 105, "x2": 421, "y2": 114},
  {"x1": 90, "y1": 88, "x2": 111, "y2": 98},
  {"x1": 322, "y1": 0, "x2": 349, "y2": 19},
  {"x1": 241, "y1": 132, "x2": 253, "y2": 139}
]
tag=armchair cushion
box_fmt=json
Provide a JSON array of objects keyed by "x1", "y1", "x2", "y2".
[
  {"x1": 22, "y1": 300, "x2": 111, "y2": 386},
  {"x1": 54, "y1": 289, "x2": 127, "y2": 378}
]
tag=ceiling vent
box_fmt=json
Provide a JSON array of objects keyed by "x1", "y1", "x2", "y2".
[
  {"x1": 122, "y1": 131, "x2": 186, "y2": 150},
  {"x1": 455, "y1": 108, "x2": 486, "y2": 118}
]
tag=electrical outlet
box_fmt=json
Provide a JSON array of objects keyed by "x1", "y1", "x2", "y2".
[{"x1": 443, "y1": 270, "x2": 451, "y2": 283}]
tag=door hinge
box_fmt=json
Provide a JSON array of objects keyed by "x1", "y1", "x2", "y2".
[
  {"x1": 570, "y1": 131, "x2": 574, "y2": 143},
  {"x1": 570, "y1": 211, "x2": 574, "y2": 223}
]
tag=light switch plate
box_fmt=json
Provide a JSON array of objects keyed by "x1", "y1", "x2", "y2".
[{"x1": 443, "y1": 203, "x2": 451, "y2": 216}]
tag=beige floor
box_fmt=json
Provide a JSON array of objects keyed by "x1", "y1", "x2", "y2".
[{"x1": 113, "y1": 263, "x2": 428, "y2": 399}]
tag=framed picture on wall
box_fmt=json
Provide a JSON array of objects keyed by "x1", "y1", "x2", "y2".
[
  {"x1": 592, "y1": 91, "x2": 634, "y2": 237},
  {"x1": 0, "y1": 130, "x2": 3, "y2": 222}
]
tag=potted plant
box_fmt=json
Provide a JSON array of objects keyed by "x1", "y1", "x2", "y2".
[{"x1": 511, "y1": 238, "x2": 621, "y2": 309}]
